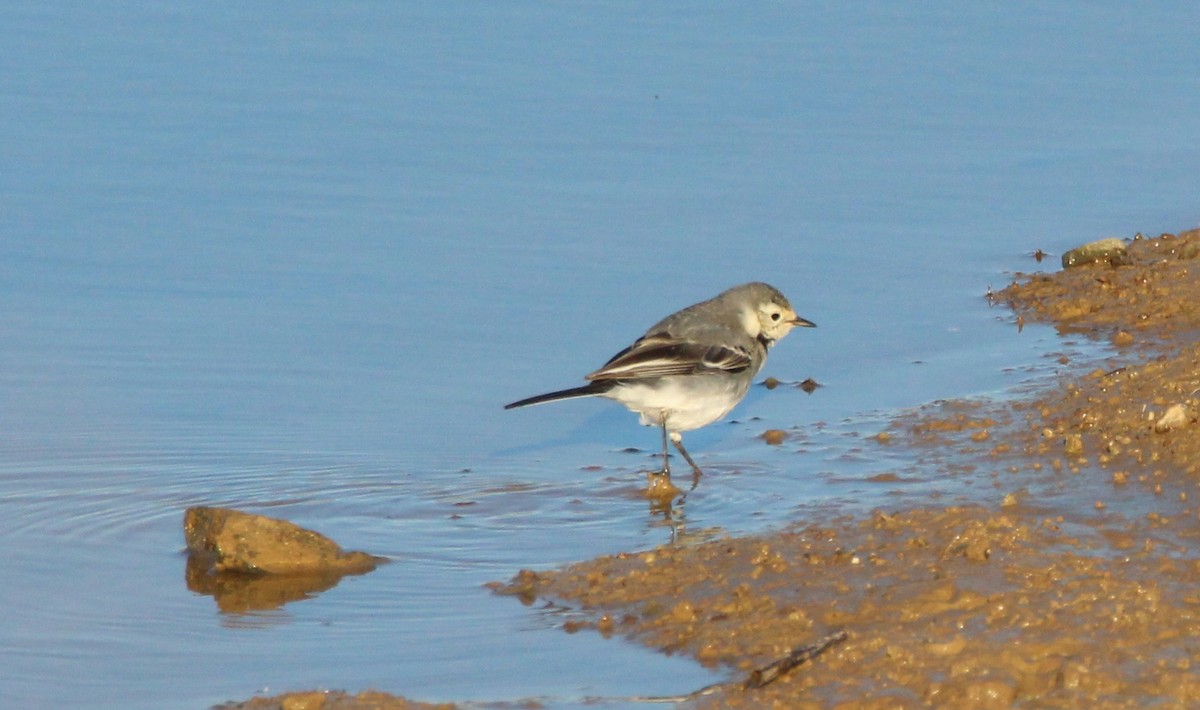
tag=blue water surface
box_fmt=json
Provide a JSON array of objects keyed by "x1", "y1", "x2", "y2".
[{"x1": 2, "y1": 3, "x2": 1199, "y2": 708}]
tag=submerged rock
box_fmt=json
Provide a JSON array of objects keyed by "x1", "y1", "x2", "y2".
[
  {"x1": 183, "y1": 506, "x2": 383, "y2": 576},
  {"x1": 1060, "y1": 237, "x2": 1130, "y2": 269}
]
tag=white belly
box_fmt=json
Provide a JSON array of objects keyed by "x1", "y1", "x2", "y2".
[{"x1": 602, "y1": 373, "x2": 752, "y2": 433}]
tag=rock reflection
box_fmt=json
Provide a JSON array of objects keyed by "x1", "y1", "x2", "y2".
[{"x1": 185, "y1": 554, "x2": 368, "y2": 613}]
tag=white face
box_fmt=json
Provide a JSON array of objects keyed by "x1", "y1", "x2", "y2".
[{"x1": 756, "y1": 299, "x2": 803, "y2": 341}]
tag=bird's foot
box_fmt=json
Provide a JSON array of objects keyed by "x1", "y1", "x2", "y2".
[{"x1": 644, "y1": 469, "x2": 682, "y2": 501}]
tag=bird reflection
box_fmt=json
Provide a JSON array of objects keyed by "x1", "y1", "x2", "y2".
[{"x1": 644, "y1": 473, "x2": 691, "y2": 544}]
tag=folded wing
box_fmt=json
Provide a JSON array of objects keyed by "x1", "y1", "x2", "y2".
[{"x1": 586, "y1": 332, "x2": 753, "y2": 381}]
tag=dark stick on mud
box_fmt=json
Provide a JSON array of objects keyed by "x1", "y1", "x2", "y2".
[
  {"x1": 608, "y1": 629, "x2": 850, "y2": 704},
  {"x1": 743, "y1": 629, "x2": 850, "y2": 689}
]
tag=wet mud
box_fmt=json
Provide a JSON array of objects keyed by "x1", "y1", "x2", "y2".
[{"x1": 231, "y1": 229, "x2": 1200, "y2": 708}]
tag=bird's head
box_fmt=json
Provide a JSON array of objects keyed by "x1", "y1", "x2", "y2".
[
  {"x1": 734, "y1": 282, "x2": 816, "y2": 344},
  {"x1": 757, "y1": 298, "x2": 815, "y2": 342}
]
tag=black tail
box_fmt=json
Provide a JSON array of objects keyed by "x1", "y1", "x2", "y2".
[{"x1": 504, "y1": 382, "x2": 613, "y2": 410}]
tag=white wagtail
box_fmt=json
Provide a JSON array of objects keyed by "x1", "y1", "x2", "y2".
[{"x1": 505, "y1": 282, "x2": 815, "y2": 480}]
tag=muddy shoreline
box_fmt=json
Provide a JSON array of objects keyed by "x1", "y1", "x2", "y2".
[{"x1": 225, "y1": 229, "x2": 1200, "y2": 709}]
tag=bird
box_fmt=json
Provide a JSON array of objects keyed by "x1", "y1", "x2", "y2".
[{"x1": 505, "y1": 282, "x2": 815, "y2": 482}]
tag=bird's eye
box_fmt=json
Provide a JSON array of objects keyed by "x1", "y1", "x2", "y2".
[{"x1": 770, "y1": 312, "x2": 781, "y2": 321}]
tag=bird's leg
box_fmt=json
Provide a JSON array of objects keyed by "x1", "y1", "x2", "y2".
[
  {"x1": 659, "y1": 419, "x2": 672, "y2": 477},
  {"x1": 670, "y1": 432, "x2": 703, "y2": 485},
  {"x1": 644, "y1": 418, "x2": 680, "y2": 499}
]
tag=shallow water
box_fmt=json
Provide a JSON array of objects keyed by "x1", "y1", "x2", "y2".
[{"x1": 2, "y1": 3, "x2": 1199, "y2": 708}]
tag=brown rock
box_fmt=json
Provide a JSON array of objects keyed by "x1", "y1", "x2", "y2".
[
  {"x1": 1060, "y1": 237, "x2": 1130, "y2": 268},
  {"x1": 761, "y1": 429, "x2": 787, "y2": 445},
  {"x1": 184, "y1": 506, "x2": 383, "y2": 576}
]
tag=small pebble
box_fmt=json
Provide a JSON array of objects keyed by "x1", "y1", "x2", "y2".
[
  {"x1": 1064, "y1": 434, "x2": 1084, "y2": 456},
  {"x1": 1155, "y1": 403, "x2": 1189, "y2": 433}
]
